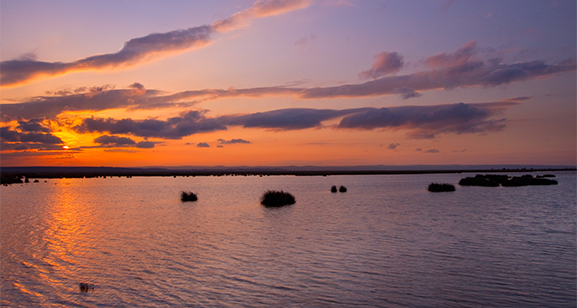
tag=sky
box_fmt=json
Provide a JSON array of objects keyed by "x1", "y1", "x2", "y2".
[{"x1": 1, "y1": 0, "x2": 575, "y2": 167}]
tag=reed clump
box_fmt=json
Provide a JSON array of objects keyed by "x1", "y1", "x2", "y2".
[
  {"x1": 261, "y1": 190, "x2": 296, "y2": 207},
  {"x1": 459, "y1": 174, "x2": 558, "y2": 187},
  {"x1": 338, "y1": 185, "x2": 347, "y2": 192},
  {"x1": 331, "y1": 185, "x2": 338, "y2": 193},
  {"x1": 79, "y1": 282, "x2": 95, "y2": 292},
  {"x1": 181, "y1": 191, "x2": 198, "y2": 202},
  {"x1": 428, "y1": 183, "x2": 456, "y2": 192}
]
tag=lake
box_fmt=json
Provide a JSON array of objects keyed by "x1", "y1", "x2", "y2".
[{"x1": 1, "y1": 172, "x2": 575, "y2": 307}]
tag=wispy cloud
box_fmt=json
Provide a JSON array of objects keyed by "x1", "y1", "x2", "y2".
[
  {"x1": 387, "y1": 142, "x2": 401, "y2": 150},
  {"x1": 212, "y1": 0, "x2": 312, "y2": 33},
  {"x1": 0, "y1": 0, "x2": 312, "y2": 87},
  {"x1": 218, "y1": 138, "x2": 252, "y2": 144},
  {"x1": 1, "y1": 83, "x2": 199, "y2": 120}
]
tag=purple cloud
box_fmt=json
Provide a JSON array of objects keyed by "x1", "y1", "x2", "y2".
[
  {"x1": 93, "y1": 135, "x2": 137, "y2": 147},
  {"x1": 336, "y1": 101, "x2": 516, "y2": 139},
  {"x1": 1, "y1": 126, "x2": 64, "y2": 151},
  {"x1": 3, "y1": 43, "x2": 573, "y2": 122},
  {"x1": 197, "y1": 142, "x2": 210, "y2": 148},
  {"x1": 387, "y1": 143, "x2": 401, "y2": 150},
  {"x1": 17, "y1": 118, "x2": 50, "y2": 133},
  {"x1": 220, "y1": 108, "x2": 369, "y2": 130},
  {"x1": 359, "y1": 52, "x2": 404, "y2": 80},
  {"x1": 218, "y1": 138, "x2": 252, "y2": 144},
  {"x1": 74, "y1": 110, "x2": 227, "y2": 139},
  {"x1": 72, "y1": 100, "x2": 517, "y2": 140}
]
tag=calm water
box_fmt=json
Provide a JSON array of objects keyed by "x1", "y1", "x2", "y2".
[{"x1": 1, "y1": 172, "x2": 575, "y2": 307}]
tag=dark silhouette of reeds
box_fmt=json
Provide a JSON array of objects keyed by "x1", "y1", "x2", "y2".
[
  {"x1": 459, "y1": 174, "x2": 558, "y2": 187},
  {"x1": 0, "y1": 175, "x2": 23, "y2": 185},
  {"x1": 79, "y1": 283, "x2": 95, "y2": 292},
  {"x1": 501, "y1": 175, "x2": 557, "y2": 186},
  {"x1": 261, "y1": 190, "x2": 295, "y2": 207},
  {"x1": 459, "y1": 174, "x2": 500, "y2": 187},
  {"x1": 428, "y1": 183, "x2": 456, "y2": 192},
  {"x1": 331, "y1": 185, "x2": 338, "y2": 193},
  {"x1": 339, "y1": 185, "x2": 347, "y2": 192},
  {"x1": 181, "y1": 191, "x2": 198, "y2": 202}
]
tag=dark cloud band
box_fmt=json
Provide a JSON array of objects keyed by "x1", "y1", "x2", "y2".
[{"x1": 72, "y1": 101, "x2": 517, "y2": 140}]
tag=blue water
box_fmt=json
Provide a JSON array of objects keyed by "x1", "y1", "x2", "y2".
[{"x1": 1, "y1": 172, "x2": 575, "y2": 307}]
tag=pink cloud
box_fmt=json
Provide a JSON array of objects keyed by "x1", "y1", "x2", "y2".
[{"x1": 359, "y1": 52, "x2": 404, "y2": 80}]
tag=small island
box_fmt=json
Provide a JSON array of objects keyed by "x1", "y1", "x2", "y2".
[{"x1": 261, "y1": 190, "x2": 296, "y2": 207}]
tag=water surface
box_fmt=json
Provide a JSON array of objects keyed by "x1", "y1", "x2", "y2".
[{"x1": 2, "y1": 172, "x2": 575, "y2": 307}]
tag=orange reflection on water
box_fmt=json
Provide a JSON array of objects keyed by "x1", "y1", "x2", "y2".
[{"x1": 42, "y1": 179, "x2": 97, "y2": 287}]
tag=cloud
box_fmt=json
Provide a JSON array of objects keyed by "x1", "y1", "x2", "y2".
[
  {"x1": 72, "y1": 100, "x2": 517, "y2": 140},
  {"x1": 359, "y1": 52, "x2": 404, "y2": 80},
  {"x1": 1, "y1": 126, "x2": 62, "y2": 144},
  {"x1": 17, "y1": 118, "x2": 51, "y2": 133},
  {"x1": 1, "y1": 126, "x2": 64, "y2": 152},
  {"x1": 220, "y1": 108, "x2": 370, "y2": 130},
  {"x1": 424, "y1": 41, "x2": 477, "y2": 68},
  {"x1": 212, "y1": 0, "x2": 311, "y2": 33},
  {"x1": 3, "y1": 43, "x2": 573, "y2": 121},
  {"x1": 74, "y1": 110, "x2": 227, "y2": 139},
  {"x1": 387, "y1": 142, "x2": 401, "y2": 150},
  {"x1": 0, "y1": 84, "x2": 203, "y2": 121},
  {"x1": 197, "y1": 142, "x2": 210, "y2": 148},
  {"x1": 218, "y1": 138, "x2": 252, "y2": 144},
  {"x1": 425, "y1": 148, "x2": 440, "y2": 153},
  {"x1": 336, "y1": 101, "x2": 515, "y2": 138},
  {"x1": 136, "y1": 141, "x2": 156, "y2": 149},
  {"x1": 93, "y1": 135, "x2": 137, "y2": 147},
  {"x1": 1, "y1": 0, "x2": 312, "y2": 87},
  {"x1": 1, "y1": 26, "x2": 212, "y2": 87},
  {"x1": 295, "y1": 35, "x2": 317, "y2": 46},
  {"x1": 91, "y1": 134, "x2": 157, "y2": 149}
]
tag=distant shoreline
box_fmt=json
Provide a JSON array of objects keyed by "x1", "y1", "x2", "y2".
[{"x1": 1, "y1": 166, "x2": 575, "y2": 181}]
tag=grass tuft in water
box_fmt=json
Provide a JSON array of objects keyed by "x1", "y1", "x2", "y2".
[{"x1": 261, "y1": 190, "x2": 296, "y2": 207}]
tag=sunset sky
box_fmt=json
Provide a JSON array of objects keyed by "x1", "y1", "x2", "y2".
[{"x1": 1, "y1": 0, "x2": 575, "y2": 167}]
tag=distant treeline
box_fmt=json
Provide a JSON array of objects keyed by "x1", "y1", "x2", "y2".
[{"x1": 1, "y1": 166, "x2": 574, "y2": 185}]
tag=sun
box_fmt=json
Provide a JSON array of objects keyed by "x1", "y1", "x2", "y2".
[{"x1": 63, "y1": 146, "x2": 69, "y2": 150}]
